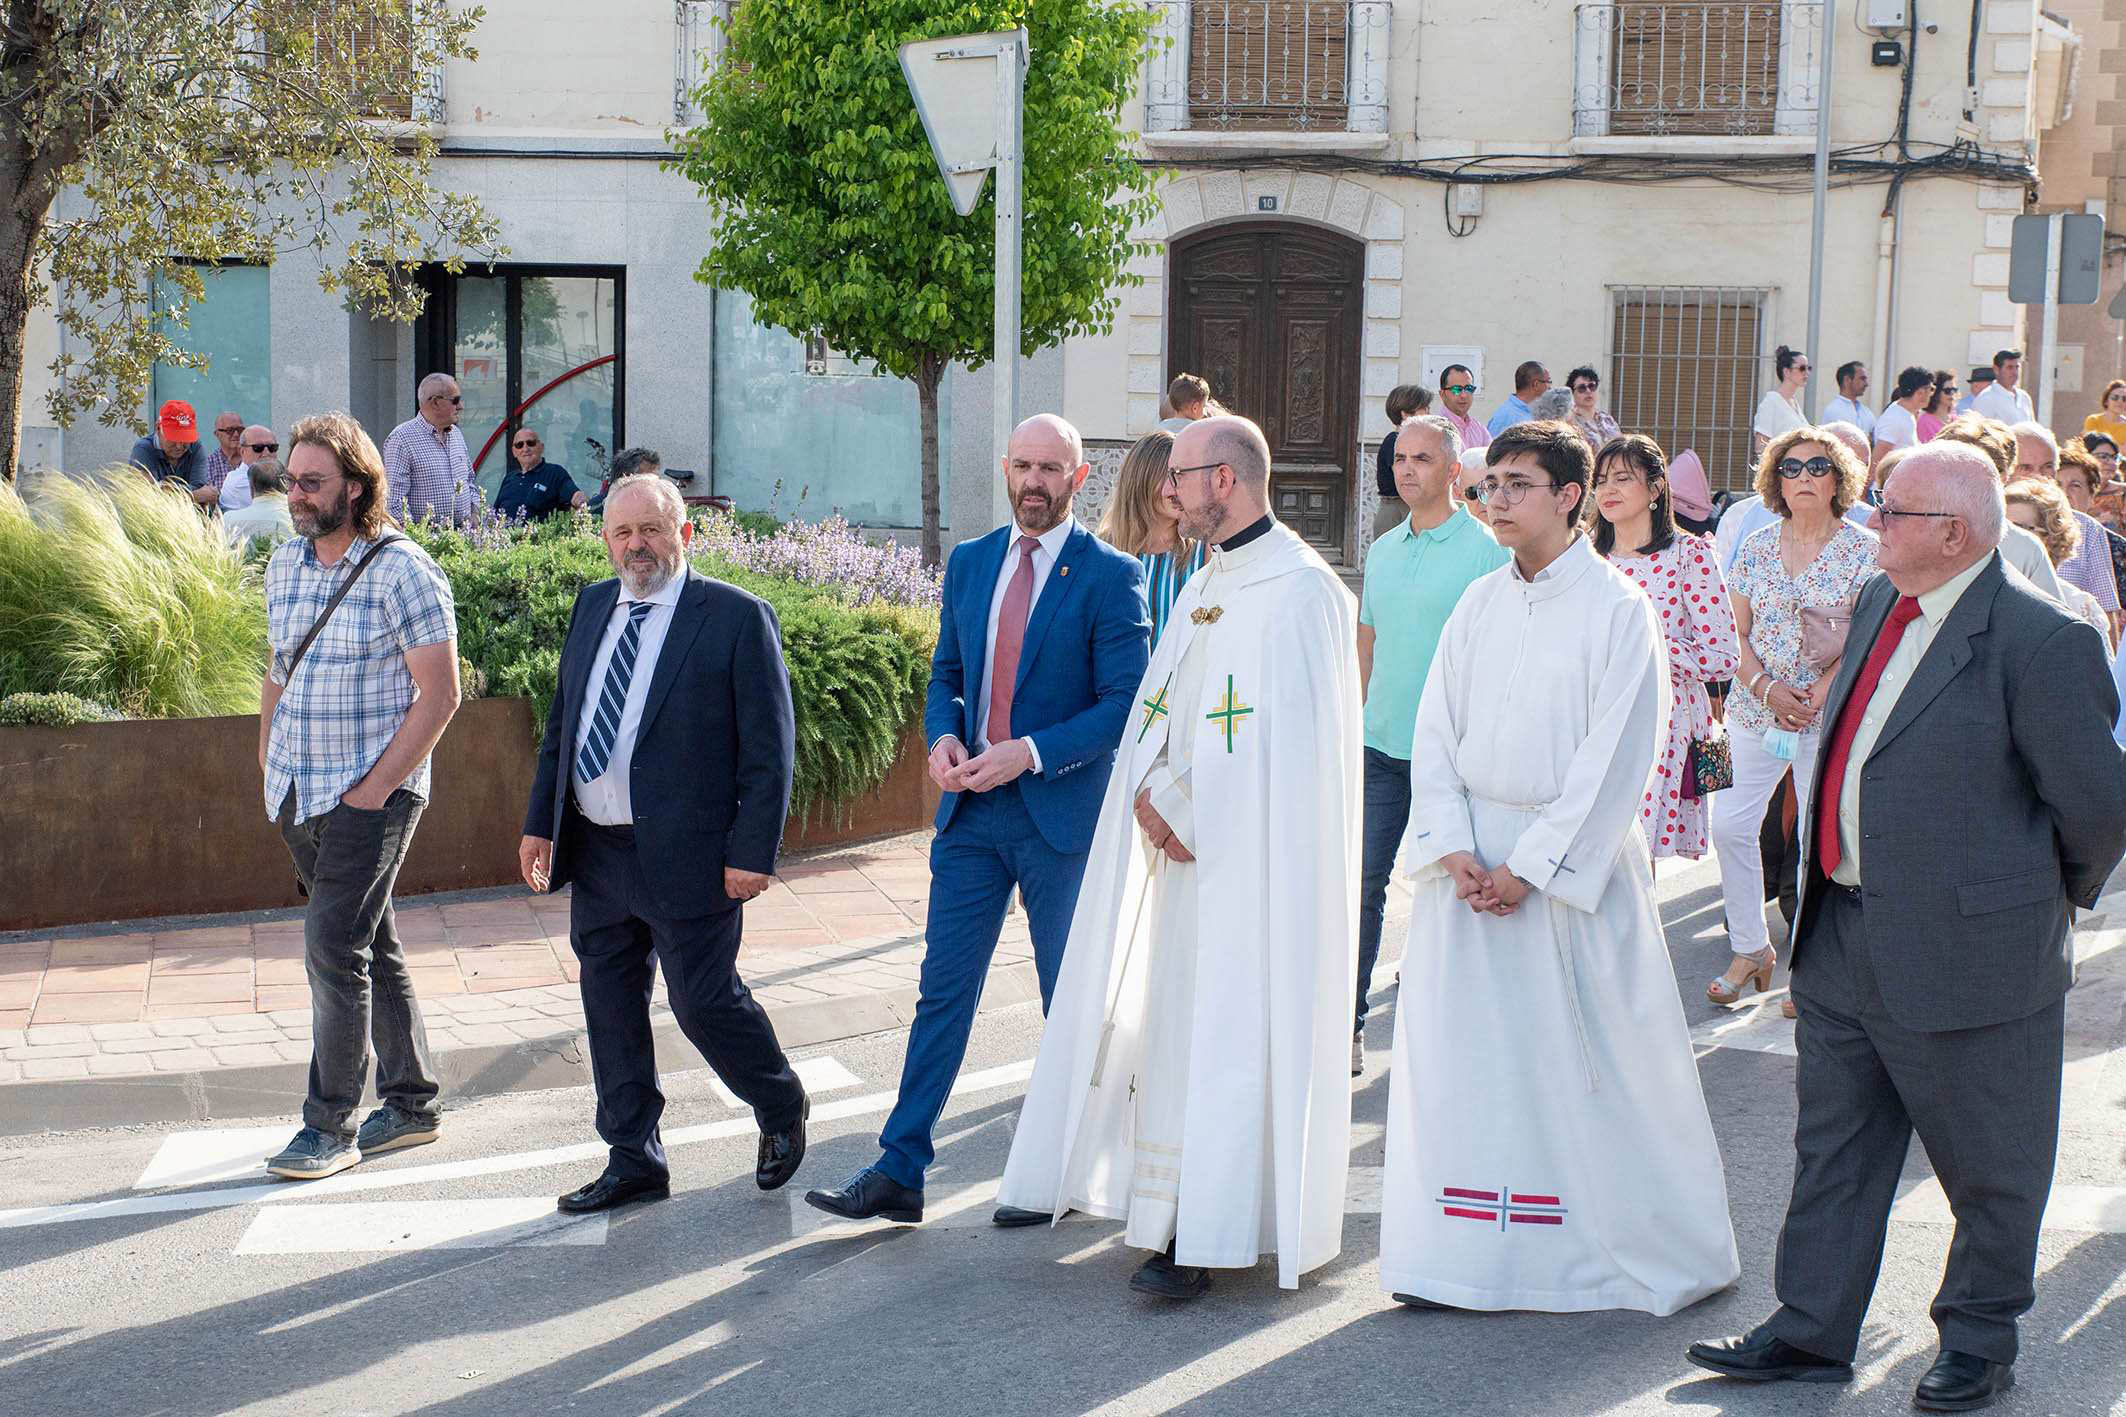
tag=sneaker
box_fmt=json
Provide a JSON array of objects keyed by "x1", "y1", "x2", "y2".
[
  {"x1": 266, "y1": 1126, "x2": 361, "y2": 1180},
  {"x1": 355, "y1": 1103, "x2": 440, "y2": 1156}
]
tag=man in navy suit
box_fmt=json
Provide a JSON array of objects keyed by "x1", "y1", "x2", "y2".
[
  {"x1": 521, "y1": 474, "x2": 810, "y2": 1214},
  {"x1": 805, "y1": 413, "x2": 1151, "y2": 1225}
]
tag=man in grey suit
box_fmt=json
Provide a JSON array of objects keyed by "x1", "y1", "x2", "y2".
[{"x1": 1688, "y1": 442, "x2": 2126, "y2": 1412}]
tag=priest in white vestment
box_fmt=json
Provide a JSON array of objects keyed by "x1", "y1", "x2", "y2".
[
  {"x1": 996, "y1": 415, "x2": 1360, "y2": 1299},
  {"x1": 1379, "y1": 420, "x2": 1739, "y2": 1316}
]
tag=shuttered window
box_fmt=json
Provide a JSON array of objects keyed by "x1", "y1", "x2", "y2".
[
  {"x1": 285, "y1": 3, "x2": 425, "y2": 121},
  {"x1": 1610, "y1": 286, "x2": 1767, "y2": 493},
  {"x1": 1187, "y1": 1, "x2": 1350, "y2": 131},
  {"x1": 1610, "y1": 1, "x2": 1782, "y2": 136}
]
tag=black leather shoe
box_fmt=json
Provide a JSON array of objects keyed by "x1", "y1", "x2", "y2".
[
  {"x1": 1914, "y1": 1351, "x2": 2013, "y2": 1412},
  {"x1": 803, "y1": 1166, "x2": 923, "y2": 1223},
  {"x1": 992, "y1": 1205, "x2": 1052, "y2": 1228},
  {"x1": 1687, "y1": 1326, "x2": 1854, "y2": 1383},
  {"x1": 557, "y1": 1170, "x2": 670, "y2": 1214},
  {"x1": 756, "y1": 1095, "x2": 809, "y2": 1192},
  {"x1": 1129, "y1": 1244, "x2": 1210, "y2": 1300}
]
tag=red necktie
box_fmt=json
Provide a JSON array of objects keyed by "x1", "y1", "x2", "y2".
[
  {"x1": 986, "y1": 535, "x2": 1040, "y2": 745},
  {"x1": 1814, "y1": 595, "x2": 1923, "y2": 877}
]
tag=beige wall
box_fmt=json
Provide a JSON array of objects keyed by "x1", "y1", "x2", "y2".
[
  {"x1": 442, "y1": 0, "x2": 676, "y2": 136},
  {"x1": 2031, "y1": 0, "x2": 2126, "y2": 438}
]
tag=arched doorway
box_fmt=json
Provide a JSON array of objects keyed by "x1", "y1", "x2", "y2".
[{"x1": 1167, "y1": 223, "x2": 1363, "y2": 562}]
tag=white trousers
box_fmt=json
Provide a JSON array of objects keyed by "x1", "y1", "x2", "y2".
[{"x1": 1708, "y1": 726, "x2": 1819, "y2": 958}]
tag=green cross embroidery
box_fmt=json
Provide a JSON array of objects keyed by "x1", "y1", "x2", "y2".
[
  {"x1": 1205, "y1": 675, "x2": 1253, "y2": 753},
  {"x1": 1137, "y1": 677, "x2": 1171, "y2": 742}
]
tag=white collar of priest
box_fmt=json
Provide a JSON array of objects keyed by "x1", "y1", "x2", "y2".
[{"x1": 1508, "y1": 533, "x2": 1599, "y2": 603}]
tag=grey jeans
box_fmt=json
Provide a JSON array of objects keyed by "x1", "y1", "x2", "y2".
[{"x1": 278, "y1": 788, "x2": 440, "y2": 1139}]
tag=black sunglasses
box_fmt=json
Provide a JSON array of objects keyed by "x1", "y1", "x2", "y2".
[
  {"x1": 1777, "y1": 456, "x2": 1835, "y2": 480},
  {"x1": 246, "y1": 441, "x2": 278, "y2": 453}
]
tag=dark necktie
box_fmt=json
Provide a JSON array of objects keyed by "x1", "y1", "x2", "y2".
[
  {"x1": 1814, "y1": 595, "x2": 1924, "y2": 877},
  {"x1": 986, "y1": 536, "x2": 1041, "y2": 745},
  {"x1": 576, "y1": 601, "x2": 655, "y2": 784}
]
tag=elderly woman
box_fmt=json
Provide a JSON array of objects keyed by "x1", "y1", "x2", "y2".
[
  {"x1": 1096, "y1": 430, "x2": 1201, "y2": 649},
  {"x1": 1530, "y1": 388, "x2": 1575, "y2": 428},
  {"x1": 1455, "y1": 446, "x2": 1492, "y2": 526},
  {"x1": 1564, "y1": 365, "x2": 1621, "y2": 447},
  {"x1": 1707, "y1": 427, "x2": 1879, "y2": 1005},
  {"x1": 1589, "y1": 434, "x2": 1740, "y2": 863},
  {"x1": 2005, "y1": 477, "x2": 2111, "y2": 641}
]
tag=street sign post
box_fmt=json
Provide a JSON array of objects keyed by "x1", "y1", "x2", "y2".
[
  {"x1": 900, "y1": 30, "x2": 1028, "y2": 529},
  {"x1": 2009, "y1": 212, "x2": 2104, "y2": 424}
]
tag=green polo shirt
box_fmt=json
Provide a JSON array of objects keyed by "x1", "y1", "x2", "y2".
[{"x1": 1360, "y1": 506, "x2": 1509, "y2": 759}]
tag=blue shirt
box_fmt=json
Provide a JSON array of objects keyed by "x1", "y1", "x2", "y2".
[
  {"x1": 1485, "y1": 394, "x2": 1534, "y2": 439},
  {"x1": 1137, "y1": 542, "x2": 1206, "y2": 650},
  {"x1": 128, "y1": 435, "x2": 208, "y2": 490},
  {"x1": 1359, "y1": 507, "x2": 1509, "y2": 759},
  {"x1": 494, "y1": 461, "x2": 580, "y2": 520}
]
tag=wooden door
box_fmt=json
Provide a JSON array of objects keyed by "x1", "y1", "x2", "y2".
[{"x1": 1168, "y1": 225, "x2": 1361, "y2": 561}]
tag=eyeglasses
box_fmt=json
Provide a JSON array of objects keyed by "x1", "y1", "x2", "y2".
[
  {"x1": 215, "y1": 426, "x2": 243, "y2": 437},
  {"x1": 1777, "y1": 457, "x2": 1836, "y2": 480},
  {"x1": 290, "y1": 474, "x2": 342, "y2": 495},
  {"x1": 1876, "y1": 504, "x2": 1958, "y2": 523},
  {"x1": 1443, "y1": 384, "x2": 1477, "y2": 396},
  {"x1": 1472, "y1": 477, "x2": 1558, "y2": 507},
  {"x1": 246, "y1": 441, "x2": 278, "y2": 453},
  {"x1": 1572, "y1": 382, "x2": 1598, "y2": 394},
  {"x1": 1460, "y1": 484, "x2": 1483, "y2": 502},
  {"x1": 512, "y1": 439, "x2": 540, "y2": 449},
  {"x1": 1792, "y1": 363, "x2": 1812, "y2": 374},
  {"x1": 428, "y1": 393, "x2": 462, "y2": 406},
  {"x1": 1166, "y1": 460, "x2": 1224, "y2": 490}
]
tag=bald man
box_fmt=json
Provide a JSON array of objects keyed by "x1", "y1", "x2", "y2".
[
  {"x1": 382, "y1": 372, "x2": 475, "y2": 526},
  {"x1": 1691, "y1": 443, "x2": 2126, "y2": 1411},
  {"x1": 806, "y1": 414, "x2": 1150, "y2": 1226}
]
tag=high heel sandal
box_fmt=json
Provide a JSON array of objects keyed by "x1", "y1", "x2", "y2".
[{"x1": 1707, "y1": 946, "x2": 1775, "y2": 1005}]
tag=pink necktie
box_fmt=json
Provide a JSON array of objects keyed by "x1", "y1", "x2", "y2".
[{"x1": 987, "y1": 536, "x2": 1040, "y2": 745}]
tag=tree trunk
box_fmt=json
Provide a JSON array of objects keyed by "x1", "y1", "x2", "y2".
[
  {"x1": 916, "y1": 353, "x2": 943, "y2": 566},
  {"x1": 0, "y1": 173, "x2": 40, "y2": 487}
]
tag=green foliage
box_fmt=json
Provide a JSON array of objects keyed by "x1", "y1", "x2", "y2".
[
  {"x1": 0, "y1": 473, "x2": 266, "y2": 716},
  {"x1": 2, "y1": 1, "x2": 503, "y2": 469},
  {"x1": 0, "y1": 691, "x2": 121, "y2": 727},
  {"x1": 405, "y1": 523, "x2": 938, "y2": 818},
  {"x1": 732, "y1": 507, "x2": 784, "y2": 540}
]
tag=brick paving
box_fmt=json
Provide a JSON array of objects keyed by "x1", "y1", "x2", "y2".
[{"x1": 0, "y1": 831, "x2": 1047, "y2": 1084}]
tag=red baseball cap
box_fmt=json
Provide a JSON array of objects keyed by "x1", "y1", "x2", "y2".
[{"x1": 157, "y1": 399, "x2": 198, "y2": 442}]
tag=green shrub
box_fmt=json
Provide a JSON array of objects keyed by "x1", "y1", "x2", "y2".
[
  {"x1": 0, "y1": 474, "x2": 266, "y2": 717},
  {"x1": 0, "y1": 691, "x2": 122, "y2": 726}
]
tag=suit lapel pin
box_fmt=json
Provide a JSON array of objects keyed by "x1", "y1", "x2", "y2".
[{"x1": 1059, "y1": 565, "x2": 1070, "y2": 577}]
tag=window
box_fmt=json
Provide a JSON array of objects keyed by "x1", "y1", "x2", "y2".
[
  {"x1": 712, "y1": 288, "x2": 947, "y2": 528},
  {"x1": 152, "y1": 264, "x2": 272, "y2": 431},
  {"x1": 416, "y1": 266, "x2": 623, "y2": 502},
  {"x1": 1145, "y1": 1, "x2": 1389, "y2": 134},
  {"x1": 1609, "y1": 285, "x2": 1767, "y2": 492},
  {"x1": 1573, "y1": 1, "x2": 1822, "y2": 139},
  {"x1": 289, "y1": 2, "x2": 444, "y2": 123}
]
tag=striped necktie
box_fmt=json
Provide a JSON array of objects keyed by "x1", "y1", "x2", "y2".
[{"x1": 575, "y1": 601, "x2": 655, "y2": 784}]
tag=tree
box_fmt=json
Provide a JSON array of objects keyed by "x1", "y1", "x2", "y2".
[
  {"x1": 670, "y1": 0, "x2": 1159, "y2": 564},
  {"x1": 0, "y1": 1, "x2": 504, "y2": 482}
]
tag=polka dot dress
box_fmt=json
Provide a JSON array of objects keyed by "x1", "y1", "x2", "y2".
[{"x1": 1610, "y1": 535, "x2": 1741, "y2": 860}]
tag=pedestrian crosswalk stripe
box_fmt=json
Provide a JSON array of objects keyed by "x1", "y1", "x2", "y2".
[
  {"x1": 134, "y1": 1126, "x2": 304, "y2": 1191},
  {"x1": 713, "y1": 1055, "x2": 861, "y2": 1110},
  {"x1": 1690, "y1": 993, "x2": 1797, "y2": 1059},
  {"x1": 1892, "y1": 1178, "x2": 2126, "y2": 1235},
  {"x1": 235, "y1": 1199, "x2": 607, "y2": 1253}
]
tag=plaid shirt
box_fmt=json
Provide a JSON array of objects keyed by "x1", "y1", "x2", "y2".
[
  {"x1": 382, "y1": 415, "x2": 476, "y2": 525},
  {"x1": 263, "y1": 533, "x2": 458, "y2": 824}
]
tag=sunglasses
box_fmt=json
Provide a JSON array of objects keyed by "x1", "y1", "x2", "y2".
[
  {"x1": 1777, "y1": 456, "x2": 1836, "y2": 479},
  {"x1": 1572, "y1": 383, "x2": 1598, "y2": 393},
  {"x1": 429, "y1": 393, "x2": 463, "y2": 406},
  {"x1": 513, "y1": 439, "x2": 540, "y2": 448},
  {"x1": 1443, "y1": 384, "x2": 1477, "y2": 396},
  {"x1": 246, "y1": 441, "x2": 278, "y2": 453}
]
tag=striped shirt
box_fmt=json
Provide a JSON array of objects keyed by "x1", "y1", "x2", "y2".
[
  {"x1": 382, "y1": 415, "x2": 476, "y2": 525},
  {"x1": 1138, "y1": 542, "x2": 1206, "y2": 650},
  {"x1": 2059, "y1": 508, "x2": 2122, "y2": 612},
  {"x1": 263, "y1": 533, "x2": 458, "y2": 824}
]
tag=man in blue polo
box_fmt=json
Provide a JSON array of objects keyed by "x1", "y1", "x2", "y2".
[
  {"x1": 1352, "y1": 413, "x2": 1507, "y2": 1073},
  {"x1": 1485, "y1": 361, "x2": 1551, "y2": 439}
]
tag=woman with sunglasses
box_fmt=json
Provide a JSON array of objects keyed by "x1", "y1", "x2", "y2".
[
  {"x1": 1589, "y1": 435, "x2": 1739, "y2": 865},
  {"x1": 493, "y1": 428, "x2": 586, "y2": 521},
  {"x1": 1096, "y1": 430, "x2": 1202, "y2": 648},
  {"x1": 1707, "y1": 428, "x2": 1877, "y2": 1007},
  {"x1": 1751, "y1": 346, "x2": 1811, "y2": 459},
  {"x1": 1916, "y1": 369, "x2": 1957, "y2": 442},
  {"x1": 1565, "y1": 365, "x2": 1620, "y2": 448}
]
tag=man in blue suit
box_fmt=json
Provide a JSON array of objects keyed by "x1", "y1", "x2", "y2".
[{"x1": 805, "y1": 413, "x2": 1151, "y2": 1225}]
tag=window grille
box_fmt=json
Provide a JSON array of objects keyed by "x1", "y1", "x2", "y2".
[{"x1": 1609, "y1": 285, "x2": 1768, "y2": 492}]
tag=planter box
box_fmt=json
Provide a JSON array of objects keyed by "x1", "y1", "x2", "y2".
[{"x1": 0, "y1": 701, "x2": 936, "y2": 932}]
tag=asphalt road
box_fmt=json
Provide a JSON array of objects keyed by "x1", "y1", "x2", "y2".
[{"x1": 3, "y1": 854, "x2": 2123, "y2": 1417}]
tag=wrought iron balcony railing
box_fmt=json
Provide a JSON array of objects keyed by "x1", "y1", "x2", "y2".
[
  {"x1": 1573, "y1": 0, "x2": 1822, "y2": 139},
  {"x1": 1144, "y1": 1, "x2": 1390, "y2": 135}
]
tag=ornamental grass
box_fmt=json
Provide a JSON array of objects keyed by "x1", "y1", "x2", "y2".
[{"x1": 0, "y1": 473, "x2": 266, "y2": 717}]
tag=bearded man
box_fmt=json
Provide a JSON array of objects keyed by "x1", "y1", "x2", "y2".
[
  {"x1": 806, "y1": 414, "x2": 1151, "y2": 1226},
  {"x1": 519, "y1": 473, "x2": 812, "y2": 1213}
]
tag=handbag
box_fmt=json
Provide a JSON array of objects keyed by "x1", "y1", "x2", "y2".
[
  {"x1": 1799, "y1": 595, "x2": 1858, "y2": 671},
  {"x1": 1685, "y1": 724, "x2": 1734, "y2": 798}
]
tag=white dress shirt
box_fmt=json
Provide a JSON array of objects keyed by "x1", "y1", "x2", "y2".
[
  {"x1": 968, "y1": 517, "x2": 1074, "y2": 766},
  {"x1": 1831, "y1": 553, "x2": 1993, "y2": 886},
  {"x1": 572, "y1": 572, "x2": 686, "y2": 826},
  {"x1": 1823, "y1": 395, "x2": 1876, "y2": 436},
  {"x1": 1969, "y1": 382, "x2": 2034, "y2": 426},
  {"x1": 219, "y1": 458, "x2": 255, "y2": 511}
]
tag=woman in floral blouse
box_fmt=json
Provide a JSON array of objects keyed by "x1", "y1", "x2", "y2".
[
  {"x1": 1706, "y1": 428, "x2": 1879, "y2": 1007},
  {"x1": 1589, "y1": 435, "x2": 1741, "y2": 864}
]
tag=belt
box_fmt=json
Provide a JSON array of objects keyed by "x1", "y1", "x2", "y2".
[
  {"x1": 571, "y1": 809, "x2": 635, "y2": 844},
  {"x1": 1825, "y1": 880, "x2": 1862, "y2": 904}
]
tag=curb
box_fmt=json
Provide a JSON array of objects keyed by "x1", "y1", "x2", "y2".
[{"x1": 0, "y1": 961, "x2": 1042, "y2": 1138}]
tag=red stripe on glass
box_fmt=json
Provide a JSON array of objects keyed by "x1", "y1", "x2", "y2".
[
  {"x1": 1442, "y1": 1188, "x2": 1500, "y2": 1201},
  {"x1": 1508, "y1": 1214, "x2": 1565, "y2": 1225},
  {"x1": 1509, "y1": 1194, "x2": 1561, "y2": 1205},
  {"x1": 1442, "y1": 1207, "x2": 1499, "y2": 1222}
]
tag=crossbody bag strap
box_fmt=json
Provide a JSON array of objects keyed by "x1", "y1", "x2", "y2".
[{"x1": 282, "y1": 532, "x2": 406, "y2": 683}]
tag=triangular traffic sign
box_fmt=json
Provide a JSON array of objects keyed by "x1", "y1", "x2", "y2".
[{"x1": 898, "y1": 32, "x2": 1024, "y2": 218}]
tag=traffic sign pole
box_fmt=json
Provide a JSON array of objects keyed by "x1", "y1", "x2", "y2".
[
  {"x1": 2040, "y1": 213, "x2": 2062, "y2": 426},
  {"x1": 991, "y1": 37, "x2": 1023, "y2": 531}
]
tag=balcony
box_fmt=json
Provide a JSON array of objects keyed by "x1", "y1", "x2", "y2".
[
  {"x1": 1572, "y1": 1, "x2": 1821, "y2": 143},
  {"x1": 674, "y1": 0, "x2": 730, "y2": 125},
  {"x1": 1143, "y1": 1, "x2": 1390, "y2": 149}
]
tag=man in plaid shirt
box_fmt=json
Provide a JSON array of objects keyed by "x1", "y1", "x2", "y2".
[
  {"x1": 382, "y1": 372, "x2": 477, "y2": 526},
  {"x1": 259, "y1": 411, "x2": 463, "y2": 1181}
]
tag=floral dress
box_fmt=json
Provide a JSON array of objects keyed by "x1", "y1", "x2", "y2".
[
  {"x1": 1726, "y1": 520, "x2": 1881, "y2": 742},
  {"x1": 1611, "y1": 536, "x2": 1741, "y2": 859}
]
